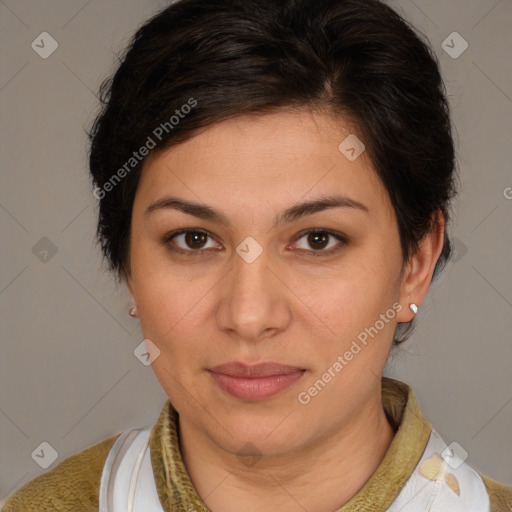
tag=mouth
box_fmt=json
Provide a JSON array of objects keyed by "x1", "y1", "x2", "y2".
[{"x1": 207, "y1": 362, "x2": 306, "y2": 401}]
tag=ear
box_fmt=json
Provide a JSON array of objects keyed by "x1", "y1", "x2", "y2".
[
  {"x1": 396, "y1": 210, "x2": 445, "y2": 322},
  {"x1": 124, "y1": 264, "x2": 136, "y2": 304},
  {"x1": 126, "y1": 278, "x2": 135, "y2": 301}
]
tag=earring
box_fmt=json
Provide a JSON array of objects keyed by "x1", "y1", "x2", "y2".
[
  {"x1": 129, "y1": 307, "x2": 138, "y2": 318},
  {"x1": 409, "y1": 303, "x2": 418, "y2": 314}
]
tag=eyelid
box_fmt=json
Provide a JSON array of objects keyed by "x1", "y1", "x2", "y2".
[{"x1": 163, "y1": 228, "x2": 348, "y2": 257}]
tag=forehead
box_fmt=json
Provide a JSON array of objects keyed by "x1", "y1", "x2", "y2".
[{"x1": 136, "y1": 109, "x2": 393, "y2": 224}]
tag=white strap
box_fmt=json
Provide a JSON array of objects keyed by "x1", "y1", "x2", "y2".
[
  {"x1": 387, "y1": 429, "x2": 490, "y2": 511},
  {"x1": 99, "y1": 428, "x2": 164, "y2": 512},
  {"x1": 127, "y1": 433, "x2": 150, "y2": 512}
]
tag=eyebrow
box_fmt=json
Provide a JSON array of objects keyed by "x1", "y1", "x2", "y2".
[{"x1": 144, "y1": 193, "x2": 369, "y2": 228}]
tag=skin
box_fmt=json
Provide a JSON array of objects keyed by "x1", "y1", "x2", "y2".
[{"x1": 126, "y1": 108, "x2": 444, "y2": 512}]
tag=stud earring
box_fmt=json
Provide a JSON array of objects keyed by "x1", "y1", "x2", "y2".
[
  {"x1": 129, "y1": 307, "x2": 138, "y2": 318},
  {"x1": 409, "y1": 303, "x2": 418, "y2": 314}
]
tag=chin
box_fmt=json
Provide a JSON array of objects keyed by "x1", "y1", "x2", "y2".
[{"x1": 206, "y1": 405, "x2": 312, "y2": 455}]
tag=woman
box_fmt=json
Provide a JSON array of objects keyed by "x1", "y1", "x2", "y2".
[{"x1": 3, "y1": 0, "x2": 511, "y2": 510}]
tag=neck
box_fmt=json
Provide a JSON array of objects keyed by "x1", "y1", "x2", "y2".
[{"x1": 178, "y1": 388, "x2": 396, "y2": 512}]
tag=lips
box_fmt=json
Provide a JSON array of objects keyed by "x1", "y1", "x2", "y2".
[
  {"x1": 210, "y1": 362, "x2": 304, "y2": 378},
  {"x1": 208, "y1": 362, "x2": 306, "y2": 401}
]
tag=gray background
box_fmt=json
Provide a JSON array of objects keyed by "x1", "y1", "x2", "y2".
[{"x1": 1, "y1": 0, "x2": 511, "y2": 504}]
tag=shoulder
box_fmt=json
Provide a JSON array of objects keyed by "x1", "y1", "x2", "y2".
[
  {"x1": 480, "y1": 474, "x2": 512, "y2": 512},
  {"x1": 2, "y1": 432, "x2": 122, "y2": 512}
]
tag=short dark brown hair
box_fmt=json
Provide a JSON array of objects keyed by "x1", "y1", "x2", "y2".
[{"x1": 87, "y1": 0, "x2": 457, "y2": 344}]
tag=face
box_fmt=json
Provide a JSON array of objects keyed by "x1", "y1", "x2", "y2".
[{"x1": 127, "y1": 108, "x2": 408, "y2": 457}]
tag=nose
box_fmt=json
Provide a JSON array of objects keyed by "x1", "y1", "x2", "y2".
[{"x1": 215, "y1": 244, "x2": 292, "y2": 343}]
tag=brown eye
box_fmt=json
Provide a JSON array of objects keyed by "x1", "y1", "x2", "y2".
[
  {"x1": 183, "y1": 231, "x2": 208, "y2": 249},
  {"x1": 293, "y1": 229, "x2": 347, "y2": 256},
  {"x1": 164, "y1": 229, "x2": 220, "y2": 255},
  {"x1": 308, "y1": 232, "x2": 329, "y2": 250}
]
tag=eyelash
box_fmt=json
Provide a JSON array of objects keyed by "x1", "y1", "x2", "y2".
[{"x1": 162, "y1": 228, "x2": 348, "y2": 258}]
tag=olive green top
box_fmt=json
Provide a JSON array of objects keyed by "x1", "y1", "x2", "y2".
[{"x1": 3, "y1": 377, "x2": 511, "y2": 511}]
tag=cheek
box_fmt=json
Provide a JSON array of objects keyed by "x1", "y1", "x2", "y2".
[
  {"x1": 304, "y1": 255, "x2": 401, "y2": 364},
  {"x1": 129, "y1": 237, "x2": 198, "y2": 331},
  {"x1": 130, "y1": 261, "x2": 221, "y2": 378},
  {"x1": 136, "y1": 278, "x2": 204, "y2": 346},
  {"x1": 315, "y1": 287, "x2": 395, "y2": 352}
]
